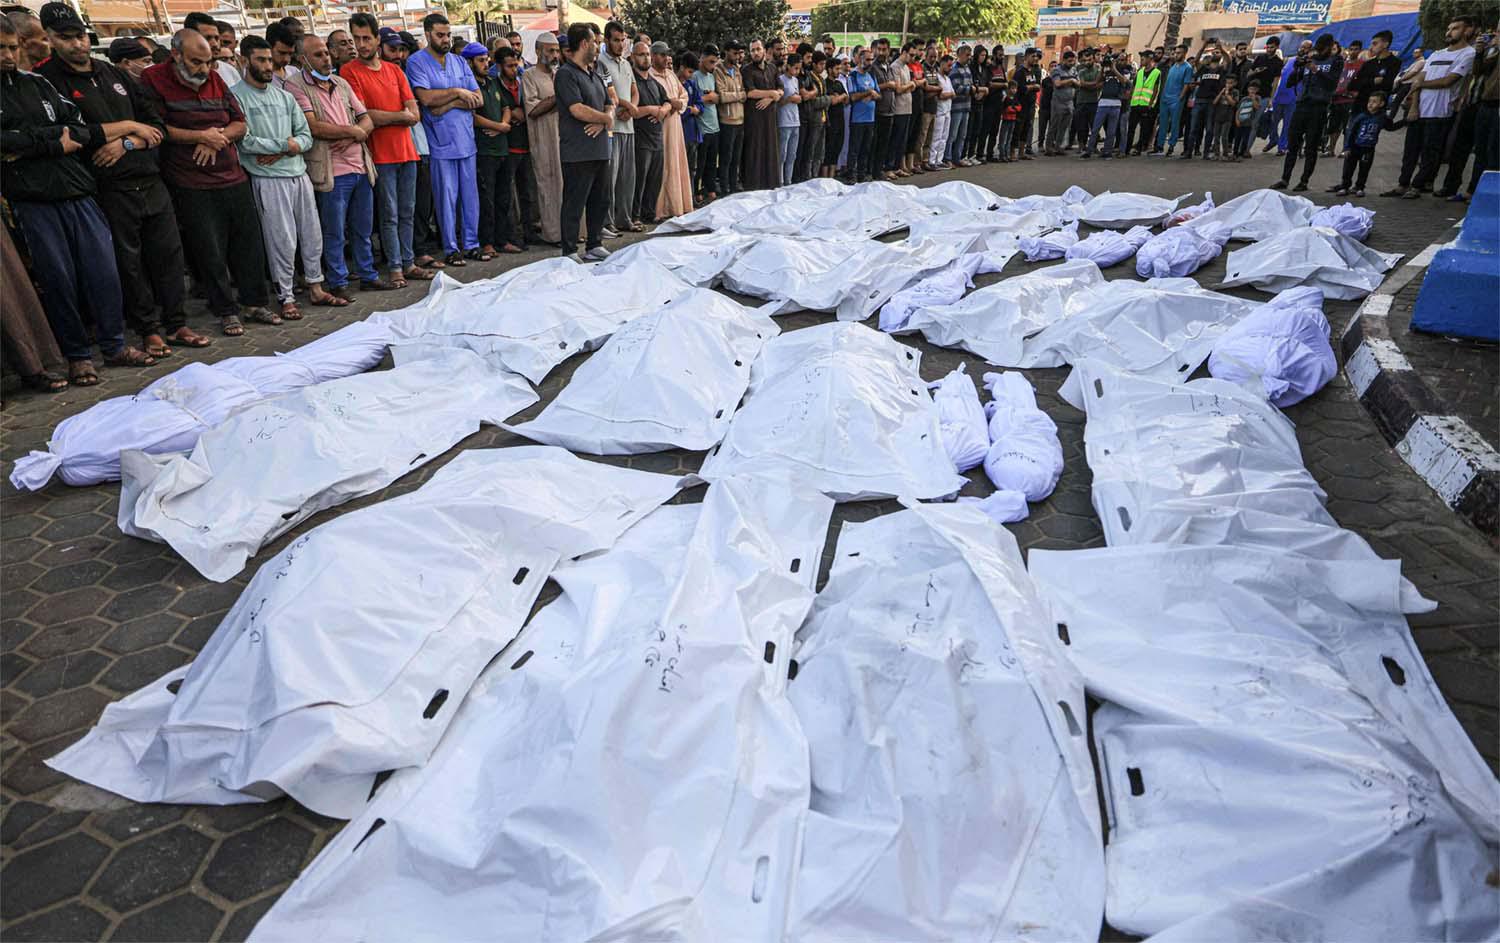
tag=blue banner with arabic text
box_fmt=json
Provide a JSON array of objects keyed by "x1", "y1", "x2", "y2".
[{"x1": 1222, "y1": 0, "x2": 1330, "y2": 26}]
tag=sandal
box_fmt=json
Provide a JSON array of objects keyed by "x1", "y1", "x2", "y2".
[
  {"x1": 220, "y1": 314, "x2": 245, "y2": 336},
  {"x1": 414, "y1": 254, "x2": 443, "y2": 269},
  {"x1": 362, "y1": 277, "x2": 400, "y2": 292},
  {"x1": 68, "y1": 360, "x2": 100, "y2": 386},
  {"x1": 444, "y1": 252, "x2": 468, "y2": 267},
  {"x1": 388, "y1": 273, "x2": 408, "y2": 289},
  {"x1": 404, "y1": 266, "x2": 437, "y2": 281},
  {"x1": 167, "y1": 327, "x2": 211, "y2": 348},
  {"x1": 465, "y1": 248, "x2": 494, "y2": 262},
  {"x1": 499, "y1": 243, "x2": 523, "y2": 254},
  {"x1": 142, "y1": 334, "x2": 173, "y2": 358},
  {"x1": 103, "y1": 346, "x2": 157, "y2": 368},
  {"x1": 280, "y1": 300, "x2": 304, "y2": 321},
  {"x1": 23, "y1": 371, "x2": 68, "y2": 393},
  {"x1": 244, "y1": 306, "x2": 284, "y2": 326},
  {"x1": 308, "y1": 287, "x2": 350, "y2": 307}
]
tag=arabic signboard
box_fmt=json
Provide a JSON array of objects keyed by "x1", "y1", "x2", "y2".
[
  {"x1": 1222, "y1": 0, "x2": 1331, "y2": 26},
  {"x1": 1037, "y1": 6, "x2": 1100, "y2": 32},
  {"x1": 826, "y1": 32, "x2": 904, "y2": 51}
]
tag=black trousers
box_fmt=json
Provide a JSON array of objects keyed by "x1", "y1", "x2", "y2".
[
  {"x1": 1441, "y1": 103, "x2": 1478, "y2": 194},
  {"x1": 885, "y1": 114, "x2": 910, "y2": 168},
  {"x1": 11, "y1": 197, "x2": 127, "y2": 360},
  {"x1": 560, "y1": 158, "x2": 609, "y2": 255},
  {"x1": 1339, "y1": 146, "x2": 1376, "y2": 189},
  {"x1": 634, "y1": 145, "x2": 663, "y2": 222},
  {"x1": 824, "y1": 121, "x2": 844, "y2": 168},
  {"x1": 719, "y1": 123, "x2": 744, "y2": 194},
  {"x1": 1017, "y1": 109, "x2": 1035, "y2": 153},
  {"x1": 978, "y1": 108, "x2": 1002, "y2": 158},
  {"x1": 1472, "y1": 102, "x2": 1499, "y2": 194},
  {"x1": 1282, "y1": 100, "x2": 1328, "y2": 184},
  {"x1": 1128, "y1": 105, "x2": 1157, "y2": 152},
  {"x1": 95, "y1": 176, "x2": 187, "y2": 338},
  {"x1": 846, "y1": 121, "x2": 874, "y2": 179},
  {"x1": 1399, "y1": 116, "x2": 1453, "y2": 189},
  {"x1": 171, "y1": 181, "x2": 268, "y2": 316},
  {"x1": 797, "y1": 122, "x2": 825, "y2": 182},
  {"x1": 1072, "y1": 102, "x2": 1096, "y2": 147},
  {"x1": 872, "y1": 113, "x2": 892, "y2": 177},
  {"x1": 698, "y1": 130, "x2": 720, "y2": 194},
  {"x1": 1036, "y1": 106, "x2": 1050, "y2": 149},
  {"x1": 413, "y1": 155, "x2": 439, "y2": 255},
  {"x1": 478, "y1": 152, "x2": 534, "y2": 248}
]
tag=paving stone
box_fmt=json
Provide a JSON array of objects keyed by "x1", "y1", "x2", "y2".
[
  {"x1": 24, "y1": 587, "x2": 111, "y2": 627},
  {"x1": 0, "y1": 689, "x2": 30, "y2": 726},
  {"x1": 35, "y1": 512, "x2": 114, "y2": 544},
  {"x1": 193, "y1": 802, "x2": 283, "y2": 835},
  {"x1": 98, "y1": 646, "x2": 192, "y2": 694},
  {"x1": 99, "y1": 585, "x2": 182, "y2": 624},
  {"x1": 109, "y1": 893, "x2": 224, "y2": 943},
  {"x1": 30, "y1": 534, "x2": 110, "y2": 569},
  {"x1": 9, "y1": 809, "x2": 87, "y2": 850},
  {"x1": 2, "y1": 586, "x2": 42, "y2": 621},
  {"x1": 1, "y1": 648, "x2": 36, "y2": 682},
  {"x1": 3, "y1": 903, "x2": 111, "y2": 942},
  {"x1": 20, "y1": 617, "x2": 110, "y2": 659},
  {"x1": 200, "y1": 817, "x2": 314, "y2": 902},
  {"x1": 100, "y1": 556, "x2": 181, "y2": 593},
  {"x1": 13, "y1": 649, "x2": 110, "y2": 697},
  {"x1": 0, "y1": 733, "x2": 79, "y2": 795},
  {"x1": 172, "y1": 614, "x2": 221, "y2": 652},
  {"x1": 0, "y1": 831, "x2": 110, "y2": 919},
  {"x1": 219, "y1": 895, "x2": 276, "y2": 942},
  {"x1": 2, "y1": 560, "x2": 45, "y2": 589},
  {"x1": 2, "y1": 513, "x2": 47, "y2": 537},
  {"x1": 1, "y1": 799, "x2": 52, "y2": 845},
  {"x1": 170, "y1": 581, "x2": 244, "y2": 618},
  {"x1": 38, "y1": 489, "x2": 108, "y2": 520},
  {"x1": 91, "y1": 804, "x2": 190, "y2": 843},
  {"x1": 7, "y1": 686, "x2": 110, "y2": 743},
  {"x1": 101, "y1": 613, "x2": 188, "y2": 655},
  {"x1": 90, "y1": 826, "x2": 216, "y2": 912}
]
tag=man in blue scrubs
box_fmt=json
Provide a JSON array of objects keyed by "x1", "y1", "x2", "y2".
[{"x1": 405, "y1": 13, "x2": 483, "y2": 265}]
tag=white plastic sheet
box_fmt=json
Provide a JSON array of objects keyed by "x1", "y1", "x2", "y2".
[
  {"x1": 926, "y1": 363, "x2": 989, "y2": 472},
  {"x1": 1221, "y1": 226, "x2": 1402, "y2": 300},
  {"x1": 1181, "y1": 187, "x2": 1317, "y2": 241},
  {"x1": 906, "y1": 179, "x2": 1003, "y2": 213},
  {"x1": 788, "y1": 503, "x2": 1103, "y2": 942},
  {"x1": 504, "y1": 289, "x2": 780, "y2": 454},
  {"x1": 1209, "y1": 286, "x2": 1336, "y2": 406},
  {"x1": 1029, "y1": 544, "x2": 1499, "y2": 942},
  {"x1": 248, "y1": 476, "x2": 833, "y2": 941},
  {"x1": 719, "y1": 234, "x2": 978, "y2": 322},
  {"x1": 1165, "y1": 191, "x2": 1213, "y2": 225},
  {"x1": 907, "y1": 206, "x2": 1057, "y2": 250},
  {"x1": 1019, "y1": 221, "x2": 1080, "y2": 261},
  {"x1": 373, "y1": 256, "x2": 585, "y2": 339},
  {"x1": 1076, "y1": 190, "x2": 1191, "y2": 228},
  {"x1": 981, "y1": 371, "x2": 1063, "y2": 512},
  {"x1": 878, "y1": 254, "x2": 982, "y2": 332},
  {"x1": 891, "y1": 258, "x2": 1106, "y2": 365},
  {"x1": 1134, "y1": 223, "x2": 1229, "y2": 278},
  {"x1": 699, "y1": 322, "x2": 965, "y2": 501},
  {"x1": 1309, "y1": 201, "x2": 1376, "y2": 241},
  {"x1": 117, "y1": 350, "x2": 538, "y2": 582},
  {"x1": 591, "y1": 229, "x2": 754, "y2": 286},
  {"x1": 1010, "y1": 185, "x2": 1092, "y2": 217},
  {"x1": 731, "y1": 180, "x2": 934, "y2": 240},
  {"x1": 384, "y1": 260, "x2": 693, "y2": 382},
  {"x1": 50, "y1": 447, "x2": 685, "y2": 819},
  {"x1": 654, "y1": 186, "x2": 784, "y2": 233},
  {"x1": 9, "y1": 321, "x2": 392, "y2": 491},
  {"x1": 1065, "y1": 225, "x2": 1152, "y2": 267}
]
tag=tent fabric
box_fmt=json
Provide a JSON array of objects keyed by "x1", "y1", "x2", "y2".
[
  {"x1": 1065, "y1": 225, "x2": 1153, "y2": 267},
  {"x1": 1181, "y1": 188, "x2": 1317, "y2": 242},
  {"x1": 1135, "y1": 223, "x2": 1230, "y2": 278},
  {"x1": 50, "y1": 447, "x2": 685, "y2": 819},
  {"x1": 248, "y1": 478, "x2": 834, "y2": 941},
  {"x1": 699, "y1": 322, "x2": 965, "y2": 502},
  {"x1": 719, "y1": 234, "x2": 979, "y2": 322},
  {"x1": 504, "y1": 290, "x2": 781, "y2": 454},
  {"x1": 926, "y1": 363, "x2": 990, "y2": 473},
  {"x1": 1309, "y1": 202, "x2": 1376, "y2": 241},
  {"x1": 1221, "y1": 226, "x2": 1402, "y2": 300},
  {"x1": 980, "y1": 371, "x2": 1064, "y2": 507},
  {"x1": 9, "y1": 320, "x2": 392, "y2": 491},
  {"x1": 116, "y1": 350, "x2": 538, "y2": 582},
  {"x1": 1076, "y1": 191, "x2": 1192, "y2": 228},
  {"x1": 1209, "y1": 286, "x2": 1337, "y2": 407},
  {"x1": 1311, "y1": 13, "x2": 1422, "y2": 66},
  {"x1": 787, "y1": 504, "x2": 1103, "y2": 942}
]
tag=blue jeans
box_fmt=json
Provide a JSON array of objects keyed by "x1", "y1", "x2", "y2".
[
  {"x1": 779, "y1": 125, "x2": 800, "y2": 185},
  {"x1": 317, "y1": 173, "x2": 378, "y2": 289},
  {"x1": 1089, "y1": 103, "x2": 1121, "y2": 155},
  {"x1": 1187, "y1": 100, "x2": 1214, "y2": 154},
  {"x1": 946, "y1": 109, "x2": 970, "y2": 163},
  {"x1": 12, "y1": 198, "x2": 126, "y2": 359},
  {"x1": 374, "y1": 160, "x2": 417, "y2": 274},
  {"x1": 1270, "y1": 100, "x2": 1296, "y2": 151},
  {"x1": 1156, "y1": 96, "x2": 1182, "y2": 149}
]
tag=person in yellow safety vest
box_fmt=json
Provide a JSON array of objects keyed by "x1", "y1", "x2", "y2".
[{"x1": 1127, "y1": 49, "x2": 1162, "y2": 154}]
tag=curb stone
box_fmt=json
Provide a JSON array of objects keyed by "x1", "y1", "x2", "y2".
[{"x1": 1339, "y1": 228, "x2": 1500, "y2": 543}]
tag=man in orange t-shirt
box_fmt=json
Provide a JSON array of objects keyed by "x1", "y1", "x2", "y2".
[{"x1": 341, "y1": 13, "x2": 432, "y2": 284}]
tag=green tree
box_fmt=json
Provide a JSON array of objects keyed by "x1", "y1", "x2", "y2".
[
  {"x1": 619, "y1": 0, "x2": 792, "y2": 51},
  {"x1": 1419, "y1": 0, "x2": 1497, "y2": 52},
  {"x1": 810, "y1": 0, "x2": 1032, "y2": 44}
]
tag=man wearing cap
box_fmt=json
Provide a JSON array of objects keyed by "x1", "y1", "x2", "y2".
[
  {"x1": 107, "y1": 36, "x2": 153, "y2": 79},
  {"x1": 599, "y1": 21, "x2": 639, "y2": 233},
  {"x1": 287, "y1": 33, "x2": 392, "y2": 295},
  {"x1": 522, "y1": 31, "x2": 562, "y2": 245},
  {"x1": 713, "y1": 40, "x2": 746, "y2": 194},
  {"x1": 379, "y1": 28, "x2": 439, "y2": 267},
  {"x1": 343, "y1": 14, "x2": 429, "y2": 284},
  {"x1": 406, "y1": 13, "x2": 482, "y2": 266},
  {"x1": 142, "y1": 29, "x2": 279, "y2": 336},
  {"x1": 553, "y1": 23, "x2": 612, "y2": 260},
  {"x1": 38, "y1": 3, "x2": 211, "y2": 355},
  {"x1": 1, "y1": 12, "x2": 158, "y2": 384},
  {"x1": 184, "y1": 12, "x2": 240, "y2": 89}
]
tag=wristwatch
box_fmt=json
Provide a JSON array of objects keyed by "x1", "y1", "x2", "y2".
[{"x1": 122, "y1": 137, "x2": 137, "y2": 151}]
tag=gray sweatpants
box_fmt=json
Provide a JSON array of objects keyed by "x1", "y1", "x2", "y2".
[
  {"x1": 251, "y1": 174, "x2": 323, "y2": 303},
  {"x1": 609, "y1": 132, "x2": 636, "y2": 231}
]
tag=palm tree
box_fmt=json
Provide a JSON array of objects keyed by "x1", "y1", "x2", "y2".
[{"x1": 1164, "y1": 0, "x2": 1185, "y2": 50}]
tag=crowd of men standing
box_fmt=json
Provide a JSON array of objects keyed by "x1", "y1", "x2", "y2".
[{"x1": 1, "y1": 6, "x2": 1495, "y2": 395}]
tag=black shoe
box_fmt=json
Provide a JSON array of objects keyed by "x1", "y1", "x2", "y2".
[
  {"x1": 1379, "y1": 187, "x2": 1407, "y2": 197},
  {"x1": 1292, "y1": 181, "x2": 1308, "y2": 192},
  {"x1": 1270, "y1": 179, "x2": 1288, "y2": 189}
]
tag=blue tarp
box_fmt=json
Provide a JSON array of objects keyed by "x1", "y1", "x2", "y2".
[{"x1": 1310, "y1": 12, "x2": 1422, "y2": 65}]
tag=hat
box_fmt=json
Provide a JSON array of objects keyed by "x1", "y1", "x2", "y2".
[
  {"x1": 724, "y1": 38, "x2": 745, "y2": 51},
  {"x1": 378, "y1": 26, "x2": 403, "y2": 47},
  {"x1": 397, "y1": 30, "x2": 419, "y2": 52},
  {"x1": 459, "y1": 41, "x2": 487, "y2": 59},
  {"x1": 106, "y1": 35, "x2": 150, "y2": 62},
  {"x1": 38, "y1": 1, "x2": 86, "y2": 34},
  {"x1": 650, "y1": 40, "x2": 670, "y2": 55},
  {"x1": 554, "y1": 31, "x2": 568, "y2": 49}
]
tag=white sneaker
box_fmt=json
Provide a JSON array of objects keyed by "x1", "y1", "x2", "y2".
[{"x1": 583, "y1": 245, "x2": 612, "y2": 262}]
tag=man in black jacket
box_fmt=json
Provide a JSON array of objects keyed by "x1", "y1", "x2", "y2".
[
  {"x1": 36, "y1": 2, "x2": 210, "y2": 357},
  {"x1": 1273, "y1": 33, "x2": 1343, "y2": 191},
  {"x1": 0, "y1": 15, "x2": 155, "y2": 385}
]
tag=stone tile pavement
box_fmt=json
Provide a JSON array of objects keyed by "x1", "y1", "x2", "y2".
[{"x1": 2, "y1": 144, "x2": 1494, "y2": 941}]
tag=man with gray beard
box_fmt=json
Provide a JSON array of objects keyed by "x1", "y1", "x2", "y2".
[{"x1": 141, "y1": 29, "x2": 278, "y2": 336}]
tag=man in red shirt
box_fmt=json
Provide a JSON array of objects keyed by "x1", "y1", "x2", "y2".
[
  {"x1": 342, "y1": 14, "x2": 431, "y2": 284},
  {"x1": 140, "y1": 29, "x2": 278, "y2": 336}
]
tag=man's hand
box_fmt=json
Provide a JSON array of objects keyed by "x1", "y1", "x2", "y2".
[
  {"x1": 511, "y1": 107, "x2": 526, "y2": 124},
  {"x1": 92, "y1": 138, "x2": 126, "y2": 167},
  {"x1": 256, "y1": 153, "x2": 282, "y2": 165},
  {"x1": 465, "y1": 89, "x2": 484, "y2": 108},
  {"x1": 192, "y1": 142, "x2": 218, "y2": 166},
  {"x1": 583, "y1": 121, "x2": 604, "y2": 137},
  {"x1": 498, "y1": 120, "x2": 511, "y2": 132},
  {"x1": 285, "y1": 137, "x2": 302, "y2": 155},
  {"x1": 201, "y1": 127, "x2": 230, "y2": 150},
  {"x1": 481, "y1": 128, "x2": 500, "y2": 137},
  {"x1": 348, "y1": 125, "x2": 368, "y2": 142},
  {"x1": 60, "y1": 127, "x2": 83, "y2": 155},
  {"x1": 133, "y1": 122, "x2": 164, "y2": 146}
]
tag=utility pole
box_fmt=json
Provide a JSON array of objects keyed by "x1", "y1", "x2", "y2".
[
  {"x1": 558, "y1": 0, "x2": 569, "y2": 32},
  {"x1": 900, "y1": 0, "x2": 909, "y2": 44},
  {"x1": 1163, "y1": 0, "x2": 1185, "y2": 50}
]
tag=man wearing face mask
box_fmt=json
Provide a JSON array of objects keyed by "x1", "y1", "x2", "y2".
[{"x1": 142, "y1": 29, "x2": 277, "y2": 337}]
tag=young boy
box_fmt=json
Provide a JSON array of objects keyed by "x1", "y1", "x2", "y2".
[
  {"x1": 1210, "y1": 74, "x2": 1239, "y2": 160},
  {"x1": 1000, "y1": 80, "x2": 1023, "y2": 161},
  {"x1": 1232, "y1": 79, "x2": 1263, "y2": 160},
  {"x1": 1331, "y1": 90, "x2": 1393, "y2": 197}
]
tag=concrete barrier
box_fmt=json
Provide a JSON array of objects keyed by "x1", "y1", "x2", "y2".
[{"x1": 1411, "y1": 171, "x2": 1499, "y2": 341}]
